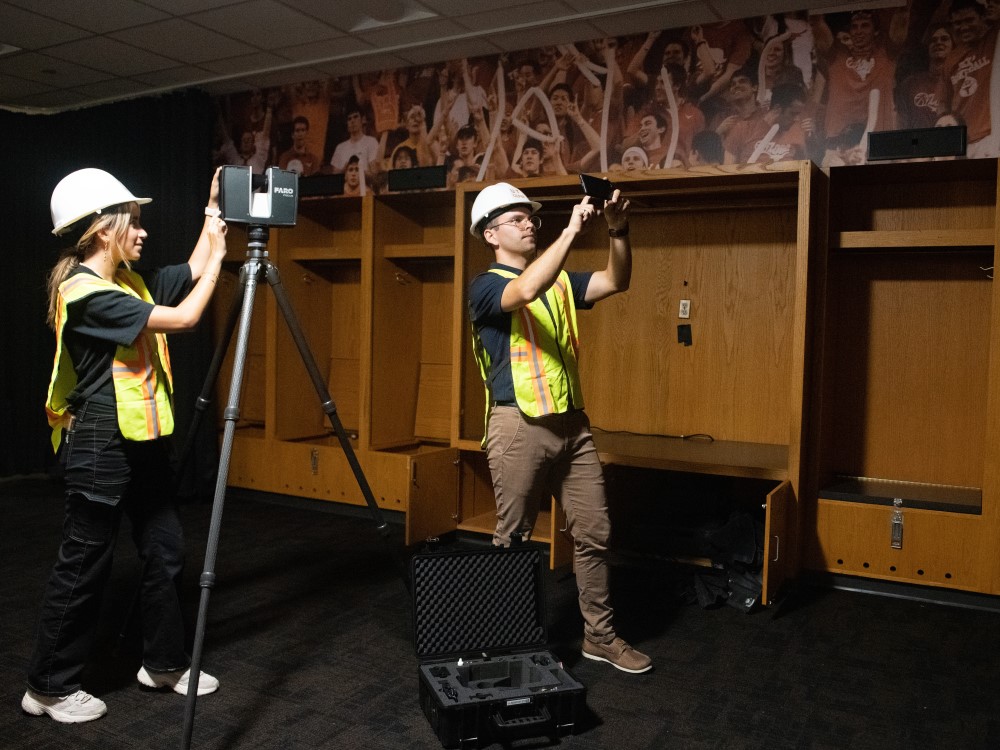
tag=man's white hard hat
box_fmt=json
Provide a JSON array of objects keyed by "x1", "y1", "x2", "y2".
[
  {"x1": 469, "y1": 182, "x2": 541, "y2": 238},
  {"x1": 50, "y1": 168, "x2": 151, "y2": 236}
]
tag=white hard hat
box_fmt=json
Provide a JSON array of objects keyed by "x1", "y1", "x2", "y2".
[
  {"x1": 469, "y1": 182, "x2": 541, "y2": 237},
  {"x1": 50, "y1": 168, "x2": 151, "y2": 236}
]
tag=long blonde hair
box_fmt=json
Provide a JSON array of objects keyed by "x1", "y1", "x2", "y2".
[{"x1": 45, "y1": 202, "x2": 138, "y2": 330}]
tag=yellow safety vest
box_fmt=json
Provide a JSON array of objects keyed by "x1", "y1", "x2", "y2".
[
  {"x1": 472, "y1": 268, "x2": 585, "y2": 442},
  {"x1": 45, "y1": 269, "x2": 175, "y2": 451}
]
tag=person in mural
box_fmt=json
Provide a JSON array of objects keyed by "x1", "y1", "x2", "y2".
[
  {"x1": 213, "y1": 93, "x2": 273, "y2": 174},
  {"x1": 735, "y1": 81, "x2": 812, "y2": 165},
  {"x1": 688, "y1": 19, "x2": 756, "y2": 124},
  {"x1": 277, "y1": 115, "x2": 322, "y2": 176},
  {"x1": 689, "y1": 128, "x2": 724, "y2": 165},
  {"x1": 943, "y1": 0, "x2": 1000, "y2": 158},
  {"x1": 330, "y1": 106, "x2": 381, "y2": 185},
  {"x1": 389, "y1": 104, "x2": 435, "y2": 168},
  {"x1": 431, "y1": 59, "x2": 488, "y2": 140},
  {"x1": 814, "y1": 7, "x2": 908, "y2": 148},
  {"x1": 620, "y1": 110, "x2": 670, "y2": 169},
  {"x1": 617, "y1": 145, "x2": 649, "y2": 171},
  {"x1": 509, "y1": 137, "x2": 544, "y2": 178},
  {"x1": 717, "y1": 67, "x2": 770, "y2": 164},
  {"x1": 896, "y1": 22, "x2": 954, "y2": 130},
  {"x1": 391, "y1": 145, "x2": 418, "y2": 170},
  {"x1": 627, "y1": 31, "x2": 693, "y2": 95},
  {"x1": 650, "y1": 62, "x2": 706, "y2": 167},
  {"x1": 756, "y1": 29, "x2": 810, "y2": 111},
  {"x1": 548, "y1": 83, "x2": 603, "y2": 172},
  {"x1": 534, "y1": 122, "x2": 571, "y2": 176},
  {"x1": 342, "y1": 155, "x2": 363, "y2": 196}
]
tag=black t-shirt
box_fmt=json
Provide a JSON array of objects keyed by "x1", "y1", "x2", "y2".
[
  {"x1": 468, "y1": 263, "x2": 592, "y2": 404},
  {"x1": 63, "y1": 264, "x2": 193, "y2": 406}
]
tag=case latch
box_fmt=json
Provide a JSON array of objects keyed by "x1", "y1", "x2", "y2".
[{"x1": 890, "y1": 498, "x2": 903, "y2": 549}]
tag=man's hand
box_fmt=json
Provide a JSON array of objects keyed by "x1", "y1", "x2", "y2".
[
  {"x1": 603, "y1": 189, "x2": 630, "y2": 232},
  {"x1": 568, "y1": 195, "x2": 598, "y2": 234}
]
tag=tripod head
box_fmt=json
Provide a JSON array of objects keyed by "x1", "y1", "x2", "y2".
[{"x1": 245, "y1": 223, "x2": 270, "y2": 258}]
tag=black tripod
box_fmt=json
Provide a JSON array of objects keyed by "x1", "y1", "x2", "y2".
[{"x1": 177, "y1": 224, "x2": 393, "y2": 750}]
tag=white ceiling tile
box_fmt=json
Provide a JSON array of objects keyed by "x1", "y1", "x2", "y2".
[
  {"x1": 419, "y1": 0, "x2": 539, "y2": 14},
  {"x1": 9, "y1": 0, "x2": 169, "y2": 34},
  {"x1": 0, "y1": 72, "x2": 53, "y2": 98},
  {"x1": 201, "y1": 52, "x2": 299, "y2": 76},
  {"x1": 590, "y1": 4, "x2": 717, "y2": 36},
  {"x1": 275, "y1": 37, "x2": 376, "y2": 64},
  {"x1": 352, "y1": 17, "x2": 468, "y2": 49},
  {"x1": 399, "y1": 38, "x2": 502, "y2": 65},
  {"x1": 109, "y1": 18, "x2": 257, "y2": 64},
  {"x1": 0, "y1": 3, "x2": 90, "y2": 49},
  {"x1": 487, "y1": 20, "x2": 605, "y2": 53},
  {"x1": 9, "y1": 88, "x2": 91, "y2": 110},
  {"x1": 191, "y1": 0, "x2": 344, "y2": 49},
  {"x1": 312, "y1": 53, "x2": 415, "y2": 77},
  {"x1": 140, "y1": 0, "x2": 244, "y2": 13},
  {"x1": 42, "y1": 36, "x2": 178, "y2": 76},
  {"x1": 132, "y1": 65, "x2": 216, "y2": 88},
  {"x1": 236, "y1": 65, "x2": 333, "y2": 88},
  {"x1": 273, "y1": 0, "x2": 363, "y2": 33},
  {"x1": 0, "y1": 51, "x2": 113, "y2": 86}
]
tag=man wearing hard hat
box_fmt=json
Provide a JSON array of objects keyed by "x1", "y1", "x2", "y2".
[{"x1": 468, "y1": 181, "x2": 651, "y2": 674}]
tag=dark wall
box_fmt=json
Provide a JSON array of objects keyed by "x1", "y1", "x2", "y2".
[{"x1": 2, "y1": 90, "x2": 219, "y2": 491}]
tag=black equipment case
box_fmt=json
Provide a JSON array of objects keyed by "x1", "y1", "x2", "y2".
[{"x1": 412, "y1": 544, "x2": 586, "y2": 748}]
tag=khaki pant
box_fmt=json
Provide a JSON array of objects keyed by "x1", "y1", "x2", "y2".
[{"x1": 485, "y1": 405, "x2": 614, "y2": 642}]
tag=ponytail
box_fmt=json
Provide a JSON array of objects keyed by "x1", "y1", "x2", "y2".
[{"x1": 45, "y1": 203, "x2": 137, "y2": 330}]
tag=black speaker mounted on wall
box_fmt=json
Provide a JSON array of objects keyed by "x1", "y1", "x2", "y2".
[
  {"x1": 298, "y1": 173, "x2": 345, "y2": 197},
  {"x1": 867, "y1": 126, "x2": 967, "y2": 161},
  {"x1": 387, "y1": 165, "x2": 448, "y2": 191}
]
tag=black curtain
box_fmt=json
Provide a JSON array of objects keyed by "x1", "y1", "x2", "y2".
[{"x1": 2, "y1": 90, "x2": 220, "y2": 494}]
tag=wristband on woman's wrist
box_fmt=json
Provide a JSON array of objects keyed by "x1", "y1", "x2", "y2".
[
  {"x1": 205, "y1": 206, "x2": 221, "y2": 217},
  {"x1": 609, "y1": 224, "x2": 630, "y2": 238}
]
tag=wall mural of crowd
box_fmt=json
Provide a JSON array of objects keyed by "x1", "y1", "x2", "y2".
[{"x1": 212, "y1": 0, "x2": 999, "y2": 195}]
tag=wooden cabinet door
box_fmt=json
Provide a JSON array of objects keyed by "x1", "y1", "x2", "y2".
[
  {"x1": 406, "y1": 448, "x2": 460, "y2": 546},
  {"x1": 763, "y1": 480, "x2": 793, "y2": 605}
]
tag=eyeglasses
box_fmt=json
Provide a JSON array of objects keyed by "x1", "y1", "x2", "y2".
[{"x1": 489, "y1": 215, "x2": 542, "y2": 231}]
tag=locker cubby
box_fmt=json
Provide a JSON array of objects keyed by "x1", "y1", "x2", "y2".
[{"x1": 811, "y1": 159, "x2": 1000, "y2": 593}]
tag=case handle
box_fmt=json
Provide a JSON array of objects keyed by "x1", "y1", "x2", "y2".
[{"x1": 492, "y1": 704, "x2": 551, "y2": 734}]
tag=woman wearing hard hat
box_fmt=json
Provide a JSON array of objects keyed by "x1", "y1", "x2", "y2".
[
  {"x1": 468, "y1": 181, "x2": 652, "y2": 675},
  {"x1": 22, "y1": 168, "x2": 229, "y2": 723}
]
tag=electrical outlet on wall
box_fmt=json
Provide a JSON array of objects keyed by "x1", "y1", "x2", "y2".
[{"x1": 678, "y1": 299, "x2": 691, "y2": 319}]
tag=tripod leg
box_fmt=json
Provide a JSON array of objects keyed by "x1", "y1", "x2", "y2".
[
  {"x1": 181, "y1": 257, "x2": 263, "y2": 750},
  {"x1": 176, "y1": 265, "x2": 247, "y2": 484},
  {"x1": 118, "y1": 272, "x2": 245, "y2": 663},
  {"x1": 262, "y1": 259, "x2": 391, "y2": 539}
]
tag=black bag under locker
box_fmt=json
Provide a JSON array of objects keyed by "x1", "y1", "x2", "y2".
[{"x1": 412, "y1": 543, "x2": 585, "y2": 748}]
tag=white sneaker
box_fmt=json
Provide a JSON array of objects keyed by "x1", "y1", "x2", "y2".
[
  {"x1": 137, "y1": 666, "x2": 219, "y2": 696},
  {"x1": 21, "y1": 689, "x2": 107, "y2": 723}
]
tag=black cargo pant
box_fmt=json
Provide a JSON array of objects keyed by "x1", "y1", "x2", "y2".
[{"x1": 26, "y1": 400, "x2": 189, "y2": 696}]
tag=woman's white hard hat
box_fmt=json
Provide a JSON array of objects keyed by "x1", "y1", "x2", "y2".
[
  {"x1": 50, "y1": 168, "x2": 151, "y2": 236},
  {"x1": 469, "y1": 183, "x2": 541, "y2": 237}
]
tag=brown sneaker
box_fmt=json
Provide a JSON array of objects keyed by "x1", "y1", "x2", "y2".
[{"x1": 582, "y1": 637, "x2": 652, "y2": 674}]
